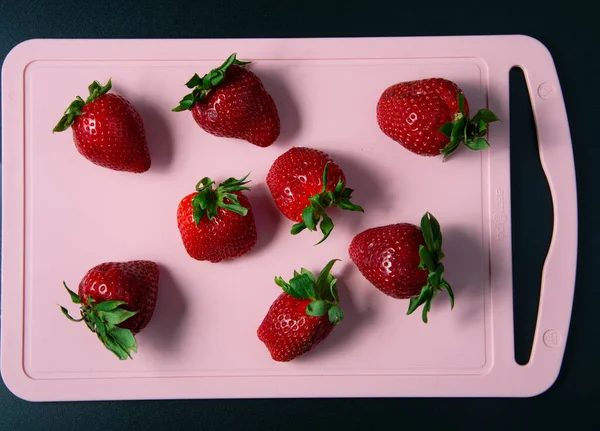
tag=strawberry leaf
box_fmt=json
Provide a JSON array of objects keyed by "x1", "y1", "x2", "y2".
[
  {"x1": 300, "y1": 268, "x2": 316, "y2": 283},
  {"x1": 316, "y1": 259, "x2": 340, "y2": 289},
  {"x1": 334, "y1": 178, "x2": 344, "y2": 195},
  {"x1": 329, "y1": 279, "x2": 340, "y2": 303},
  {"x1": 435, "y1": 95, "x2": 501, "y2": 161},
  {"x1": 302, "y1": 205, "x2": 317, "y2": 231},
  {"x1": 63, "y1": 282, "x2": 82, "y2": 304},
  {"x1": 441, "y1": 280, "x2": 455, "y2": 310},
  {"x1": 95, "y1": 300, "x2": 127, "y2": 312},
  {"x1": 274, "y1": 276, "x2": 294, "y2": 296},
  {"x1": 109, "y1": 326, "x2": 138, "y2": 354},
  {"x1": 306, "y1": 300, "x2": 328, "y2": 317},
  {"x1": 418, "y1": 245, "x2": 435, "y2": 271},
  {"x1": 291, "y1": 221, "x2": 307, "y2": 235},
  {"x1": 190, "y1": 174, "x2": 252, "y2": 224},
  {"x1": 101, "y1": 333, "x2": 131, "y2": 360},
  {"x1": 472, "y1": 108, "x2": 500, "y2": 124},
  {"x1": 98, "y1": 324, "x2": 138, "y2": 360},
  {"x1": 315, "y1": 259, "x2": 340, "y2": 298},
  {"x1": 99, "y1": 308, "x2": 138, "y2": 325},
  {"x1": 90, "y1": 312, "x2": 107, "y2": 337},
  {"x1": 274, "y1": 259, "x2": 343, "y2": 322},
  {"x1": 451, "y1": 116, "x2": 467, "y2": 141},
  {"x1": 315, "y1": 213, "x2": 334, "y2": 245},
  {"x1": 478, "y1": 119, "x2": 487, "y2": 133},
  {"x1": 60, "y1": 306, "x2": 83, "y2": 322},
  {"x1": 185, "y1": 73, "x2": 202, "y2": 88},
  {"x1": 407, "y1": 285, "x2": 433, "y2": 316},
  {"x1": 439, "y1": 122, "x2": 454, "y2": 137},
  {"x1": 328, "y1": 305, "x2": 344, "y2": 325},
  {"x1": 85, "y1": 79, "x2": 112, "y2": 104},
  {"x1": 407, "y1": 212, "x2": 454, "y2": 323},
  {"x1": 288, "y1": 274, "x2": 317, "y2": 300},
  {"x1": 465, "y1": 138, "x2": 491, "y2": 151},
  {"x1": 428, "y1": 264, "x2": 443, "y2": 289},
  {"x1": 321, "y1": 162, "x2": 330, "y2": 193},
  {"x1": 430, "y1": 215, "x2": 442, "y2": 251},
  {"x1": 440, "y1": 139, "x2": 461, "y2": 161},
  {"x1": 422, "y1": 298, "x2": 433, "y2": 324},
  {"x1": 420, "y1": 213, "x2": 435, "y2": 250}
]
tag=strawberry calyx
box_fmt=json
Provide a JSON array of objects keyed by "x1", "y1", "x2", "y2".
[
  {"x1": 291, "y1": 163, "x2": 364, "y2": 245},
  {"x1": 59, "y1": 281, "x2": 139, "y2": 360},
  {"x1": 52, "y1": 79, "x2": 112, "y2": 132},
  {"x1": 439, "y1": 92, "x2": 501, "y2": 161},
  {"x1": 191, "y1": 173, "x2": 251, "y2": 225},
  {"x1": 172, "y1": 53, "x2": 251, "y2": 112},
  {"x1": 406, "y1": 212, "x2": 455, "y2": 323},
  {"x1": 274, "y1": 259, "x2": 344, "y2": 325}
]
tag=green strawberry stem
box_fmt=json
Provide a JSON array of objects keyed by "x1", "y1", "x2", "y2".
[
  {"x1": 191, "y1": 173, "x2": 252, "y2": 225},
  {"x1": 172, "y1": 53, "x2": 251, "y2": 112},
  {"x1": 59, "y1": 282, "x2": 139, "y2": 360},
  {"x1": 274, "y1": 259, "x2": 344, "y2": 325},
  {"x1": 406, "y1": 212, "x2": 455, "y2": 323},
  {"x1": 439, "y1": 92, "x2": 501, "y2": 161},
  {"x1": 291, "y1": 163, "x2": 364, "y2": 245},
  {"x1": 52, "y1": 79, "x2": 113, "y2": 132}
]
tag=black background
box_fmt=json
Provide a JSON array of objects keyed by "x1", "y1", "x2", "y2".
[{"x1": 0, "y1": 0, "x2": 597, "y2": 429}]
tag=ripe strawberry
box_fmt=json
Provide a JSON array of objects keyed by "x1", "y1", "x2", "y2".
[
  {"x1": 266, "y1": 147, "x2": 363, "y2": 244},
  {"x1": 177, "y1": 173, "x2": 257, "y2": 262},
  {"x1": 173, "y1": 53, "x2": 280, "y2": 148},
  {"x1": 59, "y1": 260, "x2": 159, "y2": 359},
  {"x1": 376, "y1": 78, "x2": 500, "y2": 160},
  {"x1": 257, "y1": 259, "x2": 344, "y2": 362},
  {"x1": 52, "y1": 79, "x2": 151, "y2": 173},
  {"x1": 348, "y1": 212, "x2": 454, "y2": 323}
]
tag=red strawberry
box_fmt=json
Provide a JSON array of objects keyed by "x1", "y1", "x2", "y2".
[
  {"x1": 173, "y1": 53, "x2": 280, "y2": 148},
  {"x1": 257, "y1": 259, "x2": 344, "y2": 362},
  {"x1": 348, "y1": 212, "x2": 454, "y2": 323},
  {"x1": 59, "y1": 260, "x2": 159, "y2": 359},
  {"x1": 53, "y1": 79, "x2": 151, "y2": 173},
  {"x1": 376, "y1": 78, "x2": 500, "y2": 160},
  {"x1": 266, "y1": 147, "x2": 363, "y2": 244},
  {"x1": 177, "y1": 173, "x2": 257, "y2": 262}
]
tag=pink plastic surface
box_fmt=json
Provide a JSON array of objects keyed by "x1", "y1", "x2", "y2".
[{"x1": 1, "y1": 35, "x2": 577, "y2": 401}]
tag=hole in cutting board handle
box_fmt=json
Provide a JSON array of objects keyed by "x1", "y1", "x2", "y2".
[{"x1": 509, "y1": 66, "x2": 554, "y2": 365}]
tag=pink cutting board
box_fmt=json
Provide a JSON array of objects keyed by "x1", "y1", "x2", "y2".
[{"x1": 0, "y1": 35, "x2": 577, "y2": 401}]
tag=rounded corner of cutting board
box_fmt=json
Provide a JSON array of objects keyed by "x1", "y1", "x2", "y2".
[
  {"x1": 526, "y1": 362, "x2": 565, "y2": 398},
  {"x1": 0, "y1": 362, "x2": 39, "y2": 403},
  {"x1": 1, "y1": 38, "x2": 44, "y2": 74}
]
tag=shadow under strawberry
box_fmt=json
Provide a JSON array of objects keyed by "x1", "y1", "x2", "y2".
[
  {"x1": 133, "y1": 100, "x2": 175, "y2": 172},
  {"x1": 326, "y1": 150, "x2": 391, "y2": 222},
  {"x1": 257, "y1": 70, "x2": 301, "y2": 145},
  {"x1": 137, "y1": 264, "x2": 188, "y2": 353},
  {"x1": 439, "y1": 225, "x2": 488, "y2": 325},
  {"x1": 249, "y1": 183, "x2": 284, "y2": 255}
]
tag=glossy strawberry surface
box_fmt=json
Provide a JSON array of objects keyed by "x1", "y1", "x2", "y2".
[
  {"x1": 72, "y1": 93, "x2": 151, "y2": 172},
  {"x1": 257, "y1": 292, "x2": 335, "y2": 362},
  {"x1": 376, "y1": 78, "x2": 469, "y2": 156},
  {"x1": 190, "y1": 65, "x2": 280, "y2": 147},
  {"x1": 349, "y1": 223, "x2": 428, "y2": 299}
]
